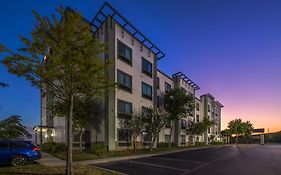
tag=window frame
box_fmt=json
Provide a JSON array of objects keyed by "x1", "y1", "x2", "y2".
[
  {"x1": 164, "y1": 82, "x2": 171, "y2": 93},
  {"x1": 117, "y1": 99, "x2": 133, "y2": 118},
  {"x1": 142, "y1": 82, "x2": 153, "y2": 100},
  {"x1": 117, "y1": 40, "x2": 132, "y2": 66},
  {"x1": 117, "y1": 69, "x2": 133, "y2": 93},
  {"x1": 142, "y1": 57, "x2": 153, "y2": 77}
]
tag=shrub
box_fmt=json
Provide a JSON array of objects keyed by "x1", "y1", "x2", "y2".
[
  {"x1": 195, "y1": 142, "x2": 205, "y2": 146},
  {"x1": 91, "y1": 143, "x2": 107, "y2": 156},
  {"x1": 41, "y1": 142, "x2": 66, "y2": 153},
  {"x1": 210, "y1": 141, "x2": 224, "y2": 145},
  {"x1": 157, "y1": 143, "x2": 175, "y2": 148}
]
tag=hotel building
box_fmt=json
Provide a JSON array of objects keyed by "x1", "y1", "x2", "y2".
[{"x1": 34, "y1": 2, "x2": 223, "y2": 150}]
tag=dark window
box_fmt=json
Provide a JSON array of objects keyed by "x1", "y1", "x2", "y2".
[
  {"x1": 165, "y1": 82, "x2": 171, "y2": 93},
  {"x1": 117, "y1": 99, "x2": 132, "y2": 118},
  {"x1": 165, "y1": 135, "x2": 170, "y2": 143},
  {"x1": 9, "y1": 142, "x2": 27, "y2": 148},
  {"x1": 142, "y1": 82, "x2": 152, "y2": 100},
  {"x1": 142, "y1": 133, "x2": 150, "y2": 142},
  {"x1": 142, "y1": 57, "x2": 152, "y2": 77},
  {"x1": 0, "y1": 142, "x2": 9, "y2": 149},
  {"x1": 208, "y1": 105, "x2": 210, "y2": 112},
  {"x1": 181, "y1": 119, "x2": 187, "y2": 129},
  {"x1": 141, "y1": 106, "x2": 149, "y2": 117},
  {"x1": 157, "y1": 77, "x2": 159, "y2": 89},
  {"x1": 196, "y1": 103, "x2": 199, "y2": 111},
  {"x1": 196, "y1": 114, "x2": 200, "y2": 122},
  {"x1": 117, "y1": 70, "x2": 132, "y2": 93},
  {"x1": 181, "y1": 87, "x2": 187, "y2": 93},
  {"x1": 118, "y1": 129, "x2": 131, "y2": 142},
  {"x1": 118, "y1": 40, "x2": 132, "y2": 65},
  {"x1": 181, "y1": 135, "x2": 186, "y2": 145}
]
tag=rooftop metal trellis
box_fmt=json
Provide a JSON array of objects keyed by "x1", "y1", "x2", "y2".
[
  {"x1": 90, "y1": 2, "x2": 165, "y2": 60},
  {"x1": 172, "y1": 72, "x2": 200, "y2": 90}
]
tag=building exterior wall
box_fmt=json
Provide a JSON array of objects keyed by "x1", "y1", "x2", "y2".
[{"x1": 37, "y1": 4, "x2": 223, "y2": 150}]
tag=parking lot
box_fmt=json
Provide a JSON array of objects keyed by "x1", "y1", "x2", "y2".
[{"x1": 95, "y1": 144, "x2": 281, "y2": 175}]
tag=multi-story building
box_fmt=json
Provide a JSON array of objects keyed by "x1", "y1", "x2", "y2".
[{"x1": 34, "y1": 2, "x2": 223, "y2": 150}]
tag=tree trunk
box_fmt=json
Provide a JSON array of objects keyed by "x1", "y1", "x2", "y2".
[
  {"x1": 66, "y1": 94, "x2": 74, "y2": 175},
  {"x1": 133, "y1": 135, "x2": 137, "y2": 152},
  {"x1": 235, "y1": 134, "x2": 238, "y2": 144},
  {"x1": 168, "y1": 122, "x2": 173, "y2": 148},
  {"x1": 79, "y1": 128, "x2": 83, "y2": 152},
  {"x1": 150, "y1": 134, "x2": 157, "y2": 151}
]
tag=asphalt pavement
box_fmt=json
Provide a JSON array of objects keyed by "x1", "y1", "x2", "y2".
[{"x1": 94, "y1": 144, "x2": 281, "y2": 175}]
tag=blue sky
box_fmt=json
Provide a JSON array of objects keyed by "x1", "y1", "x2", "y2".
[{"x1": 1, "y1": 0, "x2": 281, "y2": 131}]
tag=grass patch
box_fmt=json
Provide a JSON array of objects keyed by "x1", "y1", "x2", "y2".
[{"x1": 0, "y1": 164, "x2": 117, "y2": 175}]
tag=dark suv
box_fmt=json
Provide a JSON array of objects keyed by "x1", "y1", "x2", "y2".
[{"x1": 0, "y1": 140, "x2": 41, "y2": 166}]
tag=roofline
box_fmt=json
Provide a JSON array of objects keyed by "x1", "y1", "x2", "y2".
[
  {"x1": 90, "y1": 2, "x2": 165, "y2": 60},
  {"x1": 201, "y1": 93, "x2": 215, "y2": 99},
  {"x1": 215, "y1": 101, "x2": 224, "y2": 107},
  {"x1": 157, "y1": 69, "x2": 173, "y2": 81},
  {"x1": 172, "y1": 72, "x2": 200, "y2": 90}
]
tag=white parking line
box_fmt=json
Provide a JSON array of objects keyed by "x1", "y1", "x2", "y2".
[
  {"x1": 152, "y1": 157, "x2": 204, "y2": 164},
  {"x1": 127, "y1": 160, "x2": 190, "y2": 173}
]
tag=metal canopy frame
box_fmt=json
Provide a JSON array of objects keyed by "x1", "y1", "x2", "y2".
[
  {"x1": 90, "y1": 2, "x2": 165, "y2": 60},
  {"x1": 172, "y1": 72, "x2": 200, "y2": 90}
]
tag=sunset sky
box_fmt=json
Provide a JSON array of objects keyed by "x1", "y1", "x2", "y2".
[{"x1": 0, "y1": 0, "x2": 280, "y2": 132}]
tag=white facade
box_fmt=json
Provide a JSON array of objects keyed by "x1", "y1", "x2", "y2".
[{"x1": 36, "y1": 2, "x2": 223, "y2": 150}]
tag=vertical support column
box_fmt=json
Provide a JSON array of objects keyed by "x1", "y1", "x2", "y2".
[{"x1": 261, "y1": 133, "x2": 264, "y2": 145}]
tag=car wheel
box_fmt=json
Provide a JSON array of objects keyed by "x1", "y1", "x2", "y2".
[{"x1": 11, "y1": 155, "x2": 28, "y2": 167}]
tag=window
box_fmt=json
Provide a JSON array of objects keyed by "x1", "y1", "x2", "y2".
[
  {"x1": 9, "y1": 142, "x2": 27, "y2": 148},
  {"x1": 208, "y1": 104, "x2": 210, "y2": 112},
  {"x1": 157, "y1": 77, "x2": 159, "y2": 89},
  {"x1": 142, "y1": 106, "x2": 149, "y2": 117},
  {"x1": 142, "y1": 82, "x2": 152, "y2": 100},
  {"x1": 181, "y1": 119, "x2": 187, "y2": 128},
  {"x1": 181, "y1": 135, "x2": 186, "y2": 144},
  {"x1": 0, "y1": 142, "x2": 8, "y2": 149},
  {"x1": 118, "y1": 40, "x2": 132, "y2": 65},
  {"x1": 117, "y1": 99, "x2": 132, "y2": 118},
  {"x1": 196, "y1": 103, "x2": 199, "y2": 111},
  {"x1": 165, "y1": 135, "x2": 170, "y2": 143},
  {"x1": 196, "y1": 114, "x2": 200, "y2": 122},
  {"x1": 118, "y1": 129, "x2": 132, "y2": 146},
  {"x1": 208, "y1": 127, "x2": 211, "y2": 134},
  {"x1": 164, "y1": 82, "x2": 171, "y2": 93},
  {"x1": 181, "y1": 87, "x2": 187, "y2": 93},
  {"x1": 142, "y1": 57, "x2": 152, "y2": 77},
  {"x1": 117, "y1": 70, "x2": 132, "y2": 92}
]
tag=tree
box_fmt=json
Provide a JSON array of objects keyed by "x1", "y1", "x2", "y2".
[
  {"x1": 186, "y1": 117, "x2": 214, "y2": 145},
  {"x1": 0, "y1": 115, "x2": 31, "y2": 139},
  {"x1": 164, "y1": 88, "x2": 194, "y2": 147},
  {"x1": 227, "y1": 118, "x2": 253, "y2": 144},
  {"x1": 143, "y1": 108, "x2": 169, "y2": 151},
  {"x1": 0, "y1": 7, "x2": 114, "y2": 175},
  {"x1": 119, "y1": 111, "x2": 145, "y2": 151},
  {"x1": 221, "y1": 129, "x2": 231, "y2": 144}
]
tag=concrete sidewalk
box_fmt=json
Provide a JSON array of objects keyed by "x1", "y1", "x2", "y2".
[
  {"x1": 36, "y1": 145, "x2": 227, "y2": 167},
  {"x1": 35, "y1": 152, "x2": 66, "y2": 166}
]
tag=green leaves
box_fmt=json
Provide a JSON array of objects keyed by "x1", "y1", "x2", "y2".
[
  {"x1": 0, "y1": 115, "x2": 31, "y2": 139},
  {"x1": 187, "y1": 117, "x2": 214, "y2": 135},
  {"x1": 164, "y1": 88, "x2": 195, "y2": 121},
  {"x1": 226, "y1": 118, "x2": 254, "y2": 143}
]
